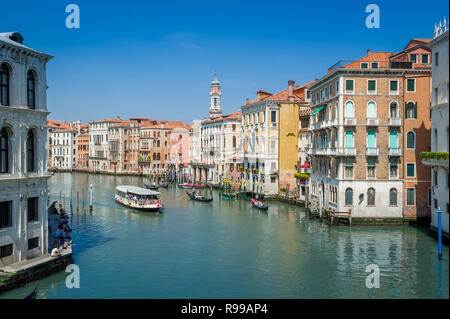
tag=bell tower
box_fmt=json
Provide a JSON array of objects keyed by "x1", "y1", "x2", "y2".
[{"x1": 209, "y1": 73, "x2": 222, "y2": 118}]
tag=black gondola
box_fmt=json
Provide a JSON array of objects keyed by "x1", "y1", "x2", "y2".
[
  {"x1": 186, "y1": 191, "x2": 213, "y2": 202},
  {"x1": 24, "y1": 288, "x2": 37, "y2": 299},
  {"x1": 159, "y1": 182, "x2": 168, "y2": 188},
  {"x1": 145, "y1": 184, "x2": 159, "y2": 190},
  {"x1": 250, "y1": 199, "x2": 268, "y2": 210}
]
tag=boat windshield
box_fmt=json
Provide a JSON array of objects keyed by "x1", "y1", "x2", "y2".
[{"x1": 116, "y1": 189, "x2": 159, "y2": 205}]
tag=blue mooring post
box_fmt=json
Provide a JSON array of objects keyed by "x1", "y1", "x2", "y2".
[{"x1": 438, "y1": 208, "x2": 442, "y2": 258}]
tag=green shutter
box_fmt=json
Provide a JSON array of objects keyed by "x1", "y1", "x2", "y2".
[
  {"x1": 405, "y1": 102, "x2": 408, "y2": 118},
  {"x1": 414, "y1": 102, "x2": 417, "y2": 118},
  {"x1": 346, "y1": 80, "x2": 353, "y2": 91},
  {"x1": 407, "y1": 164, "x2": 415, "y2": 177},
  {"x1": 368, "y1": 80, "x2": 376, "y2": 91}
]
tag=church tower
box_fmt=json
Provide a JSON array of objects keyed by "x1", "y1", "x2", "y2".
[{"x1": 209, "y1": 73, "x2": 222, "y2": 118}]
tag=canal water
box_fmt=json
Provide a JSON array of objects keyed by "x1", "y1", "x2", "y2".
[{"x1": 1, "y1": 172, "x2": 448, "y2": 299}]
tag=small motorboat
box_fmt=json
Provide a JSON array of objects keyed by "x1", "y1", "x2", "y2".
[
  {"x1": 250, "y1": 198, "x2": 268, "y2": 211},
  {"x1": 186, "y1": 191, "x2": 213, "y2": 202},
  {"x1": 24, "y1": 288, "x2": 37, "y2": 299},
  {"x1": 145, "y1": 183, "x2": 159, "y2": 190},
  {"x1": 159, "y1": 181, "x2": 169, "y2": 188},
  {"x1": 179, "y1": 183, "x2": 204, "y2": 189}
]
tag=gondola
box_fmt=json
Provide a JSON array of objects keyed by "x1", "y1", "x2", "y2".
[
  {"x1": 159, "y1": 181, "x2": 169, "y2": 188},
  {"x1": 145, "y1": 184, "x2": 159, "y2": 190},
  {"x1": 24, "y1": 288, "x2": 37, "y2": 299},
  {"x1": 178, "y1": 183, "x2": 204, "y2": 189},
  {"x1": 250, "y1": 198, "x2": 268, "y2": 210},
  {"x1": 186, "y1": 191, "x2": 213, "y2": 202}
]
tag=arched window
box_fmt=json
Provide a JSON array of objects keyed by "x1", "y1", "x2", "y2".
[
  {"x1": 0, "y1": 63, "x2": 10, "y2": 106},
  {"x1": 389, "y1": 188, "x2": 397, "y2": 206},
  {"x1": 26, "y1": 130, "x2": 35, "y2": 172},
  {"x1": 367, "y1": 188, "x2": 375, "y2": 205},
  {"x1": 157, "y1": 153, "x2": 160, "y2": 161},
  {"x1": 367, "y1": 101, "x2": 377, "y2": 118},
  {"x1": 345, "y1": 188, "x2": 353, "y2": 205},
  {"x1": 0, "y1": 127, "x2": 9, "y2": 173},
  {"x1": 390, "y1": 102, "x2": 398, "y2": 118},
  {"x1": 406, "y1": 102, "x2": 417, "y2": 119},
  {"x1": 152, "y1": 153, "x2": 156, "y2": 160},
  {"x1": 406, "y1": 131, "x2": 415, "y2": 149},
  {"x1": 345, "y1": 131, "x2": 354, "y2": 148},
  {"x1": 27, "y1": 70, "x2": 36, "y2": 109},
  {"x1": 345, "y1": 101, "x2": 354, "y2": 118}
]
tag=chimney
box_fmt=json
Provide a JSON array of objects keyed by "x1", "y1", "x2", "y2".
[
  {"x1": 288, "y1": 80, "x2": 295, "y2": 102},
  {"x1": 246, "y1": 98, "x2": 249, "y2": 105},
  {"x1": 367, "y1": 49, "x2": 371, "y2": 56}
]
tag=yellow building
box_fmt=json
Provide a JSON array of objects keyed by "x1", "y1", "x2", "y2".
[{"x1": 239, "y1": 80, "x2": 314, "y2": 195}]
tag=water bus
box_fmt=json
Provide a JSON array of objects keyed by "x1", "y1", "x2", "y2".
[{"x1": 115, "y1": 185, "x2": 163, "y2": 212}]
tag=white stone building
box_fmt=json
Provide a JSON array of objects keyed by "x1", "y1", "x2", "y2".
[
  {"x1": 0, "y1": 32, "x2": 52, "y2": 266},
  {"x1": 424, "y1": 21, "x2": 449, "y2": 235},
  {"x1": 50, "y1": 126, "x2": 77, "y2": 169},
  {"x1": 88, "y1": 117, "x2": 124, "y2": 172},
  {"x1": 190, "y1": 75, "x2": 242, "y2": 183}
]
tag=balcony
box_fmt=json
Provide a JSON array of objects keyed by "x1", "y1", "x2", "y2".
[
  {"x1": 366, "y1": 147, "x2": 379, "y2": 156},
  {"x1": 388, "y1": 147, "x2": 402, "y2": 156},
  {"x1": 366, "y1": 118, "x2": 379, "y2": 126},
  {"x1": 344, "y1": 118, "x2": 356, "y2": 126},
  {"x1": 330, "y1": 119, "x2": 338, "y2": 126},
  {"x1": 388, "y1": 117, "x2": 402, "y2": 126},
  {"x1": 336, "y1": 147, "x2": 356, "y2": 155}
]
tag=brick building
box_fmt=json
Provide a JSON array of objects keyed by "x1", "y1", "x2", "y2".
[{"x1": 308, "y1": 39, "x2": 431, "y2": 221}]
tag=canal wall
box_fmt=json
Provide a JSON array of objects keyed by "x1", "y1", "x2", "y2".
[{"x1": 0, "y1": 250, "x2": 73, "y2": 295}]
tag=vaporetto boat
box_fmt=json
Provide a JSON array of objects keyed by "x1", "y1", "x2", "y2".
[{"x1": 115, "y1": 185, "x2": 163, "y2": 212}]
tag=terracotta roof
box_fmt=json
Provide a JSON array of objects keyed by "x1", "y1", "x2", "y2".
[
  {"x1": 202, "y1": 111, "x2": 242, "y2": 124},
  {"x1": 243, "y1": 81, "x2": 315, "y2": 107},
  {"x1": 90, "y1": 117, "x2": 126, "y2": 124}
]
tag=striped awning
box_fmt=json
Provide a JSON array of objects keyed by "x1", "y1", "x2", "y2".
[{"x1": 311, "y1": 104, "x2": 326, "y2": 116}]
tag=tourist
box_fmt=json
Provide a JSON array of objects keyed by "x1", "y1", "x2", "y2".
[{"x1": 51, "y1": 246, "x2": 60, "y2": 257}]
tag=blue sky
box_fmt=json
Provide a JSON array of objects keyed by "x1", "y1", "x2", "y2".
[{"x1": 1, "y1": 0, "x2": 448, "y2": 123}]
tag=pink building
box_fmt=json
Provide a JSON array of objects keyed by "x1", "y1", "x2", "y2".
[{"x1": 168, "y1": 124, "x2": 190, "y2": 181}]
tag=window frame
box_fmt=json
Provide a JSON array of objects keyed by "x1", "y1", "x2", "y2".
[
  {"x1": 367, "y1": 79, "x2": 377, "y2": 94},
  {"x1": 406, "y1": 162, "x2": 416, "y2": 178},
  {"x1": 389, "y1": 80, "x2": 399, "y2": 94},
  {"x1": 345, "y1": 188, "x2": 353, "y2": 206},
  {"x1": 345, "y1": 79, "x2": 354, "y2": 94},
  {"x1": 406, "y1": 188, "x2": 416, "y2": 206},
  {"x1": 0, "y1": 63, "x2": 10, "y2": 106},
  {"x1": 406, "y1": 78, "x2": 416, "y2": 93},
  {"x1": 27, "y1": 70, "x2": 36, "y2": 109},
  {"x1": 389, "y1": 188, "x2": 398, "y2": 206},
  {"x1": 406, "y1": 131, "x2": 416, "y2": 149}
]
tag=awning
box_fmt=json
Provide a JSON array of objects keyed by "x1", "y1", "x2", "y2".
[
  {"x1": 300, "y1": 162, "x2": 310, "y2": 168},
  {"x1": 310, "y1": 105, "x2": 326, "y2": 116}
]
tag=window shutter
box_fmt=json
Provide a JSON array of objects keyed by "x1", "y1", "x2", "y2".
[
  {"x1": 414, "y1": 102, "x2": 417, "y2": 118},
  {"x1": 405, "y1": 102, "x2": 407, "y2": 118}
]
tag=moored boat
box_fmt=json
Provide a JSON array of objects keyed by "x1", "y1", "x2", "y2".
[{"x1": 115, "y1": 185, "x2": 163, "y2": 212}]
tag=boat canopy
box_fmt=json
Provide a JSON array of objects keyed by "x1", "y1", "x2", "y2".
[{"x1": 116, "y1": 185, "x2": 160, "y2": 196}]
